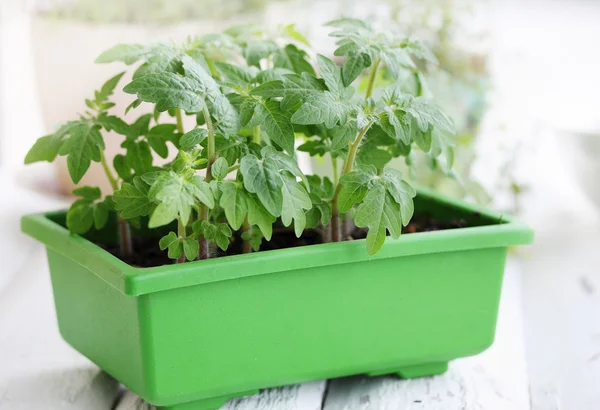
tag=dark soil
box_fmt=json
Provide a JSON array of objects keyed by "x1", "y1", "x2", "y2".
[{"x1": 101, "y1": 214, "x2": 471, "y2": 268}]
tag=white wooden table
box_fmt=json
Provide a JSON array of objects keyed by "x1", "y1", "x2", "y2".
[{"x1": 2, "y1": 170, "x2": 598, "y2": 410}]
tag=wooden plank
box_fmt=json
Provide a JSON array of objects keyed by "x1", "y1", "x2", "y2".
[
  {"x1": 322, "y1": 257, "x2": 531, "y2": 410},
  {"x1": 521, "y1": 226, "x2": 600, "y2": 410},
  {"x1": 115, "y1": 382, "x2": 327, "y2": 410},
  {"x1": 0, "y1": 248, "x2": 120, "y2": 409}
]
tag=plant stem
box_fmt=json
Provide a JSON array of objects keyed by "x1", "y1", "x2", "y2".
[
  {"x1": 198, "y1": 101, "x2": 216, "y2": 260},
  {"x1": 365, "y1": 58, "x2": 381, "y2": 99},
  {"x1": 330, "y1": 122, "x2": 374, "y2": 242},
  {"x1": 242, "y1": 218, "x2": 252, "y2": 254},
  {"x1": 331, "y1": 154, "x2": 339, "y2": 185},
  {"x1": 100, "y1": 151, "x2": 119, "y2": 192},
  {"x1": 175, "y1": 108, "x2": 185, "y2": 134},
  {"x1": 253, "y1": 126, "x2": 261, "y2": 144},
  {"x1": 100, "y1": 151, "x2": 132, "y2": 258},
  {"x1": 176, "y1": 218, "x2": 186, "y2": 264}
]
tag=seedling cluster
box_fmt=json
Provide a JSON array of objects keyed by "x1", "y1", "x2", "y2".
[{"x1": 26, "y1": 19, "x2": 455, "y2": 262}]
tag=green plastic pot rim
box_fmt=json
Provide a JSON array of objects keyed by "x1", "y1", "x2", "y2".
[{"x1": 21, "y1": 187, "x2": 533, "y2": 297}]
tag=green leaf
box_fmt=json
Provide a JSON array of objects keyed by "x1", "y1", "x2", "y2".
[
  {"x1": 246, "y1": 195, "x2": 276, "y2": 240},
  {"x1": 24, "y1": 135, "x2": 63, "y2": 164},
  {"x1": 182, "y1": 237, "x2": 199, "y2": 261},
  {"x1": 123, "y1": 140, "x2": 153, "y2": 175},
  {"x1": 113, "y1": 154, "x2": 133, "y2": 181},
  {"x1": 180, "y1": 128, "x2": 208, "y2": 149},
  {"x1": 280, "y1": 172, "x2": 312, "y2": 237},
  {"x1": 291, "y1": 91, "x2": 349, "y2": 128},
  {"x1": 243, "y1": 39, "x2": 279, "y2": 67},
  {"x1": 254, "y1": 99, "x2": 295, "y2": 154},
  {"x1": 93, "y1": 200, "x2": 110, "y2": 230},
  {"x1": 330, "y1": 124, "x2": 356, "y2": 151},
  {"x1": 342, "y1": 52, "x2": 370, "y2": 86},
  {"x1": 353, "y1": 182, "x2": 400, "y2": 255},
  {"x1": 326, "y1": 18, "x2": 371, "y2": 30},
  {"x1": 305, "y1": 193, "x2": 332, "y2": 228},
  {"x1": 159, "y1": 232, "x2": 179, "y2": 250},
  {"x1": 129, "y1": 114, "x2": 152, "y2": 138},
  {"x1": 146, "y1": 124, "x2": 177, "y2": 158},
  {"x1": 96, "y1": 72, "x2": 126, "y2": 102},
  {"x1": 316, "y1": 54, "x2": 343, "y2": 95},
  {"x1": 194, "y1": 221, "x2": 232, "y2": 251},
  {"x1": 96, "y1": 44, "x2": 146, "y2": 65},
  {"x1": 281, "y1": 24, "x2": 311, "y2": 46},
  {"x1": 382, "y1": 167, "x2": 416, "y2": 225},
  {"x1": 337, "y1": 165, "x2": 377, "y2": 213},
  {"x1": 95, "y1": 114, "x2": 130, "y2": 136},
  {"x1": 273, "y1": 44, "x2": 315, "y2": 76},
  {"x1": 215, "y1": 61, "x2": 254, "y2": 85},
  {"x1": 113, "y1": 177, "x2": 152, "y2": 219},
  {"x1": 66, "y1": 202, "x2": 94, "y2": 235},
  {"x1": 57, "y1": 123, "x2": 104, "y2": 184},
  {"x1": 147, "y1": 171, "x2": 214, "y2": 228},
  {"x1": 240, "y1": 154, "x2": 283, "y2": 216},
  {"x1": 219, "y1": 182, "x2": 248, "y2": 230},
  {"x1": 124, "y1": 72, "x2": 204, "y2": 113},
  {"x1": 356, "y1": 143, "x2": 393, "y2": 169},
  {"x1": 241, "y1": 227, "x2": 264, "y2": 251},
  {"x1": 72, "y1": 186, "x2": 101, "y2": 200},
  {"x1": 211, "y1": 157, "x2": 229, "y2": 180}
]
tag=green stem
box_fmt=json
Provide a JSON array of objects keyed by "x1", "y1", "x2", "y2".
[
  {"x1": 331, "y1": 154, "x2": 339, "y2": 186},
  {"x1": 365, "y1": 58, "x2": 381, "y2": 99},
  {"x1": 175, "y1": 108, "x2": 185, "y2": 134},
  {"x1": 100, "y1": 151, "x2": 119, "y2": 192},
  {"x1": 228, "y1": 164, "x2": 240, "y2": 174},
  {"x1": 176, "y1": 218, "x2": 186, "y2": 264},
  {"x1": 330, "y1": 122, "x2": 374, "y2": 242},
  {"x1": 242, "y1": 218, "x2": 252, "y2": 254},
  {"x1": 253, "y1": 126, "x2": 261, "y2": 145},
  {"x1": 100, "y1": 151, "x2": 132, "y2": 258},
  {"x1": 198, "y1": 101, "x2": 216, "y2": 260}
]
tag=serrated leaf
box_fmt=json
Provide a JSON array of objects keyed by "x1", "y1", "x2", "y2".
[
  {"x1": 113, "y1": 177, "x2": 152, "y2": 219},
  {"x1": 243, "y1": 39, "x2": 279, "y2": 67},
  {"x1": 273, "y1": 44, "x2": 315, "y2": 76},
  {"x1": 215, "y1": 61, "x2": 254, "y2": 85},
  {"x1": 66, "y1": 202, "x2": 94, "y2": 235},
  {"x1": 246, "y1": 194, "x2": 276, "y2": 240},
  {"x1": 219, "y1": 181, "x2": 248, "y2": 230},
  {"x1": 291, "y1": 91, "x2": 349, "y2": 128},
  {"x1": 113, "y1": 154, "x2": 133, "y2": 181},
  {"x1": 254, "y1": 99, "x2": 295, "y2": 154},
  {"x1": 211, "y1": 157, "x2": 229, "y2": 180},
  {"x1": 93, "y1": 200, "x2": 110, "y2": 230},
  {"x1": 146, "y1": 124, "x2": 176, "y2": 158},
  {"x1": 353, "y1": 181, "x2": 404, "y2": 255},
  {"x1": 96, "y1": 43, "x2": 146, "y2": 65},
  {"x1": 330, "y1": 124, "x2": 356, "y2": 151},
  {"x1": 124, "y1": 72, "x2": 204, "y2": 113},
  {"x1": 342, "y1": 52, "x2": 370, "y2": 86},
  {"x1": 240, "y1": 155, "x2": 283, "y2": 216},
  {"x1": 96, "y1": 72, "x2": 126, "y2": 102},
  {"x1": 180, "y1": 128, "x2": 208, "y2": 149},
  {"x1": 382, "y1": 167, "x2": 416, "y2": 226},
  {"x1": 337, "y1": 165, "x2": 377, "y2": 212},
  {"x1": 124, "y1": 140, "x2": 153, "y2": 175},
  {"x1": 72, "y1": 186, "x2": 101, "y2": 200},
  {"x1": 356, "y1": 143, "x2": 393, "y2": 169},
  {"x1": 24, "y1": 135, "x2": 63, "y2": 164},
  {"x1": 57, "y1": 123, "x2": 104, "y2": 184},
  {"x1": 317, "y1": 54, "x2": 343, "y2": 95},
  {"x1": 95, "y1": 114, "x2": 130, "y2": 136},
  {"x1": 280, "y1": 172, "x2": 312, "y2": 237},
  {"x1": 194, "y1": 221, "x2": 232, "y2": 251}
]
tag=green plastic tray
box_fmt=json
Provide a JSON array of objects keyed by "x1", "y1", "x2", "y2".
[{"x1": 21, "y1": 188, "x2": 533, "y2": 409}]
